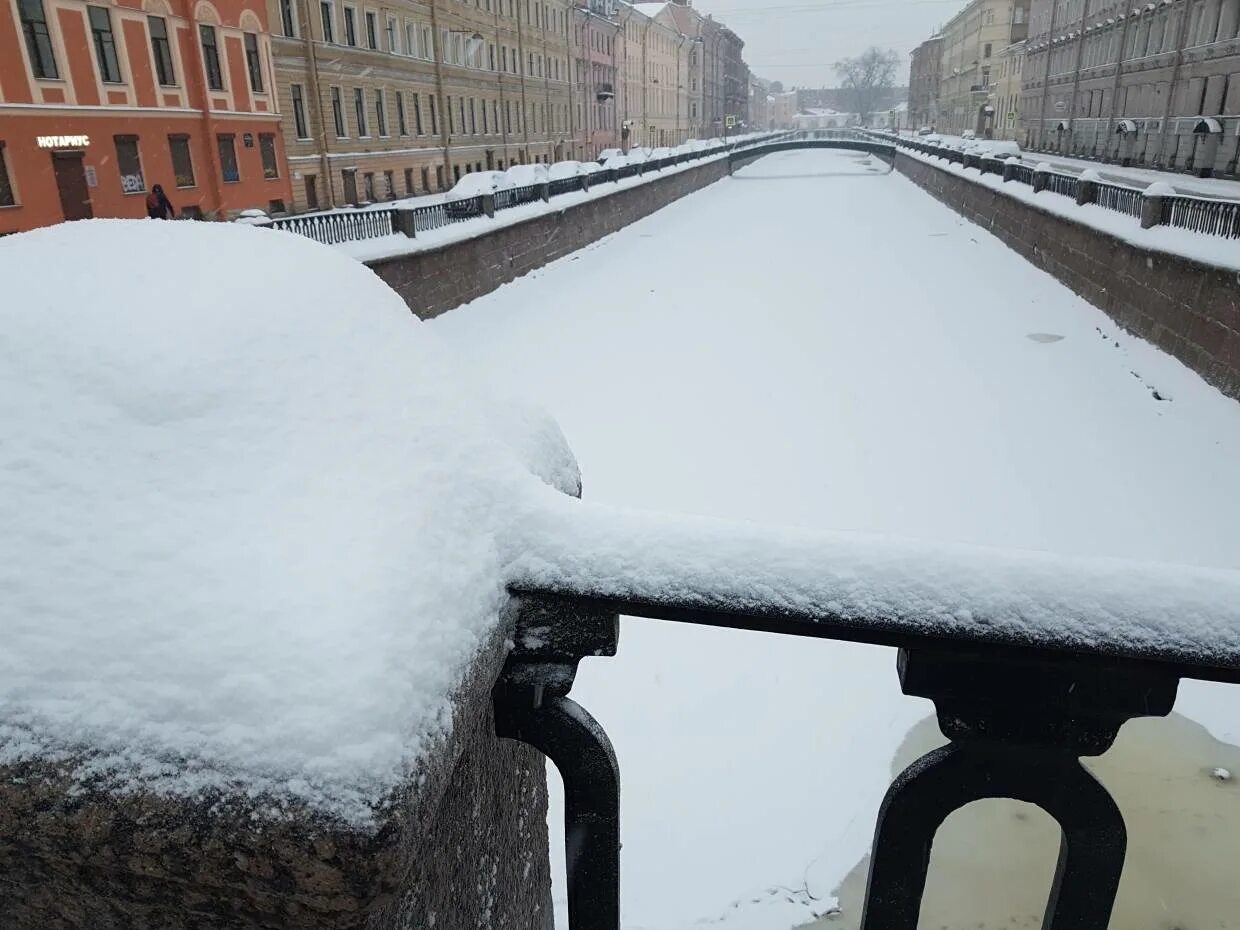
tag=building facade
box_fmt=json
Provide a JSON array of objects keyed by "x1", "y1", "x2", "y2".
[
  {"x1": 909, "y1": 34, "x2": 944, "y2": 128},
  {"x1": 571, "y1": 0, "x2": 621, "y2": 158},
  {"x1": 769, "y1": 89, "x2": 797, "y2": 128},
  {"x1": 268, "y1": 0, "x2": 577, "y2": 211},
  {"x1": 993, "y1": 39, "x2": 1026, "y2": 137},
  {"x1": 937, "y1": 0, "x2": 1030, "y2": 136},
  {"x1": 1022, "y1": 0, "x2": 1240, "y2": 174},
  {"x1": 2, "y1": 0, "x2": 291, "y2": 233}
]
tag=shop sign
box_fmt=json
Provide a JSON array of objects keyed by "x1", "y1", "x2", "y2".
[{"x1": 37, "y1": 134, "x2": 90, "y2": 148}]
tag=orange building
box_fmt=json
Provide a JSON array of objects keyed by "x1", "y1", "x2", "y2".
[{"x1": 1, "y1": 0, "x2": 292, "y2": 233}]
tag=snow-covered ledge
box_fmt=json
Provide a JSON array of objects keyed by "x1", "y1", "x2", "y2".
[{"x1": 0, "y1": 221, "x2": 581, "y2": 929}]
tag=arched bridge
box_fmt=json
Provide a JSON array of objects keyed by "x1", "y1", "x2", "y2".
[{"x1": 728, "y1": 131, "x2": 896, "y2": 173}]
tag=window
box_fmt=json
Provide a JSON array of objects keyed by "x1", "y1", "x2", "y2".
[
  {"x1": 435, "y1": 164, "x2": 444, "y2": 189},
  {"x1": 114, "y1": 135, "x2": 144, "y2": 193},
  {"x1": 244, "y1": 33, "x2": 264, "y2": 92},
  {"x1": 469, "y1": 97, "x2": 476, "y2": 133},
  {"x1": 305, "y1": 174, "x2": 319, "y2": 208},
  {"x1": 383, "y1": 169, "x2": 394, "y2": 197},
  {"x1": 168, "y1": 134, "x2": 195, "y2": 188},
  {"x1": 149, "y1": 17, "x2": 176, "y2": 85},
  {"x1": 422, "y1": 26, "x2": 433, "y2": 58},
  {"x1": 217, "y1": 134, "x2": 239, "y2": 181},
  {"x1": 343, "y1": 6, "x2": 357, "y2": 45},
  {"x1": 396, "y1": 91, "x2": 407, "y2": 134},
  {"x1": 320, "y1": 0, "x2": 335, "y2": 41},
  {"x1": 332, "y1": 86, "x2": 346, "y2": 136},
  {"x1": 291, "y1": 83, "x2": 309, "y2": 138},
  {"x1": 354, "y1": 87, "x2": 368, "y2": 135},
  {"x1": 363, "y1": 171, "x2": 375, "y2": 200},
  {"x1": 489, "y1": 44, "x2": 495, "y2": 69},
  {"x1": 89, "y1": 6, "x2": 122, "y2": 83},
  {"x1": 481, "y1": 98, "x2": 488, "y2": 133},
  {"x1": 414, "y1": 94, "x2": 424, "y2": 133},
  {"x1": 984, "y1": 42, "x2": 992, "y2": 58},
  {"x1": 375, "y1": 89, "x2": 388, "y2": 136},
  {"x1": 259, "y1": 133, "x2": 279, "y2": 178},
  {"x1": 386, "y1": 15, "x2": 397, "y2": 51},
  {"x1": 19, "y1": 0, "x2": 58, "y2": 79},
  {"x1": 0, "y1": 143, "x2": 17, "y2": 206},
  {"x1": 365, "y1": 11, "x2": 377, "y2": 48},
  {"x1": 279, "y1": 0, "x2": 297, "y2": 36},
  {"x1": 405, "y1": 21, "x2": 417, "y2": 55},
  {"x1": 200, "y1": 25, "x2": 223, "y2": 90},
  {"x1": 429, "y1": 95, "x2": 437, "y2": 133},
  {"x1": 404, "y1": 167, "x2": 414, "y2": 193},
  {"x1": 459, "y1": 97, "x2": 466, "y2": 133}
]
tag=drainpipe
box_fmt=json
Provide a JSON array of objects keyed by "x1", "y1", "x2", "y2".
[
  {"x1": 1036, "y1": 0, "x2": 1060, "y2": 150},
  {"x1": 492, "y1": 0, "x2": 510, "y2": 161},
  {"x1": 1103, "y1": 6, "x2": 1135, "y2": 154},
  {"x1": 186, "y1": 9, "x2": 226, "y2": 215},
  {"x1": 1064, "y1": 0, "x2": 1092, "y2": 149},
  {"x1": 298, "y1": 0, "x2": 334, "y2": 207},
  {"x1": 429, "y1": 0, "x2": 452, "y2": 183},
  {"x1": 1154, "y1": 0, "x2": 1193, "y2": 166},
  {"x1": 514, "y1": 0, "x2": 531, "y2": 160}
]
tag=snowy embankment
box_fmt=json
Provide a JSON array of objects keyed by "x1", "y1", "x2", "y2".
[
  {"x1": 432, "y1": 148, "x2": 1240, "y2": 929},
  {"x1": 901, "y1": 147, "x2": 1240, "y2": 272}
]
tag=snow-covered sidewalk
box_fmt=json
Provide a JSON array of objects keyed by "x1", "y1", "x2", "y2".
[{"x1": 432, "y1": 148, "x2": 1240, "y2": 929}]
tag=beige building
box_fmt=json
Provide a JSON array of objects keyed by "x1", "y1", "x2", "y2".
[
  {"x1": 268, "y1": 0, "x2": 577, "y2": 210},
  {"x1": 992, "y1": 39, "x2": 1026, "y2": 138},
  {"x1": 619, "y1": 2, "x2": 692, "y2": 147},
  {"x1": 937, "y1": 0, "x2": 1030, "y2": 135},
  {"x1": 770, "y1": 90, "x2": 798, "y2": 129}
]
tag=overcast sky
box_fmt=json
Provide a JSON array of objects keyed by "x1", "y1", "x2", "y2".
[{"x1": 688, "y1": 0, "x2": 962, "y2": 90}]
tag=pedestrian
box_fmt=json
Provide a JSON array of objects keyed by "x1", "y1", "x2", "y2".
[{"x1": 146, "y1": 184, "x2": 175, "y2": 220}]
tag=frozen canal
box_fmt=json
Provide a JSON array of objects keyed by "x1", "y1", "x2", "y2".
[{"x1": 431, "y1": 148, "x2": 1240, "y2": 929}]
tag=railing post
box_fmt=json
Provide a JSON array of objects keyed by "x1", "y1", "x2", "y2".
[
  {"x1": 1002, "y1": 156, "x2": 1018, "y2": 182},
  {"x1": 1076, "y1": 169, "x2": 1099, "y2": 206},
  {"x1": 1141, "y1": 181, "x2": 1174, "y2": 229},
  {"x1": 393, "y1": 207, "x2": 417, "y2": 238},
  {"x1": 539, "y1": 182, "x2": 551, "y2": 203},
  {"x1": 1032, "y1": 162, "x2": 1051, "y2": 193},
  {"x1": 580, "y1": 173, "x2": 590, "y2": 193},
  {"x1": 482, "y1": 193, "x2": 496, "y2": 218}
]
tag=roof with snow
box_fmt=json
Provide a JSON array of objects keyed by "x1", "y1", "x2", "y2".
[{"x1": 0, "y1": 220, "x2": 579, "y2": 824}]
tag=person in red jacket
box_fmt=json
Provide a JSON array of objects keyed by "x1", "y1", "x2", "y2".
[{"x1": 145, "y1": 184, "x2": 175, "y2": 220}]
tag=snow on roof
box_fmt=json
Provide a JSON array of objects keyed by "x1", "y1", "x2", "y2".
[
  {"x1": 630, "y1": 0, "x2": 668, "y2": 12},
  {"x1": 0, "y1": 219, "x2": 578, "y2": 824}
]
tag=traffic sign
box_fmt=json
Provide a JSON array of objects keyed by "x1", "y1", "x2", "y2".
[{"x1": 725, "y1": 115, "x2": 736, "y2": 129}]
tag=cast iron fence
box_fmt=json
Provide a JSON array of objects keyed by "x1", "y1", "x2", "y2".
[
  {"x1": 1041, "y1": 171, "x2": 1080, "y2": 198},
  {"x1": 548, "y1": 176, "x2": 588, "y2": 197},
  {"x1": 494, "y1": 569, "x2": 1240, "y2": 930},
  {"x1": 1162, "y1": 193, "x2": 1240, "y2": 238},
  {"x1": 1095, "y1": 182, "x2": 1143, "y2": 218},
  {"x1": 267, "y1": 209, "x2": 397, "y2": 244},
  {"x1": 494, "y1": 184, "x2": 544, "y2": 210}
]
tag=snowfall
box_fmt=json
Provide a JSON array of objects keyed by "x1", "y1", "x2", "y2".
[{"x1": 5, "y1": 147, "x2": 1240, "y2": 929}]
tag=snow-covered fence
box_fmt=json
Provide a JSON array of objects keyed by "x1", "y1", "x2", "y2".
[
  {"x1": 1161, "y1": 193, "x2": 1240, "y2": 238},
  {"x1": 498, "y1": 505, "x2": 1240, "y2": 930},
  {"x1": 494, "y1": 184, "x2": 544, "y2": 210},
  {"x1": 410, "y1": 195, "x2": 485, "y2": 232},
  {"x1": 888, "y1": 135, "x2": 1240, "y2": 241},
  {"x1": 267, "y1": 208, "x2": 398, "y2": 244},
  {"x1": 1094, "y1": 181, "x2": 1143, "y2": 218},
  {"x1": 548, "y1": 176, "x2": 588, "y2": 197}
]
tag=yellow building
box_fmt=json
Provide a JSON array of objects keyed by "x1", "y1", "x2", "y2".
[
  {"x1": 936, "y1": 0, "x2": 1029, "y2": 136},
  {"x1": 992, "y1": 39, "x2": 1025, "y2": 140},
  {"x1": 268, "y1": 0, "x2": 576, "y2": 210},
  {"x1": 619, "y1": 1, "x2": 691, "y2": 148}
]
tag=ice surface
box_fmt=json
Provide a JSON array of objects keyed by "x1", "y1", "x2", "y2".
[
  {"x1": 0, "y1": 219, "x2": 577, "y2": 824},
  {"x1": 432, "y1": 148, "x2": 1240, "y2": 929}
]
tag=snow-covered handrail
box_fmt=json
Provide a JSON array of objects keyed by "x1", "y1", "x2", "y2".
[{"x1": 495, "y1": 499, "x2": 1240, "y2": 930}]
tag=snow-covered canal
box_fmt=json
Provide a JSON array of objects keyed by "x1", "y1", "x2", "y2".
[{"x1": 431, "y1": 148, "x2": 1240, "y2": 929}]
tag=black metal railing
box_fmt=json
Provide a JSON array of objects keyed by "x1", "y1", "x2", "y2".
[
  {"x1": 1095, "y1": 182, "x2": 1143, "y2": 218},
  {"x1": 1040, "y1": 171, "x2": 1081, "y2": 199},
  {"x1": 494, "y1": 184, "x2": 544, "y2": 210},
  {"x1": 411, "y1": 195, "x2": 484, "y2": 233},
  {"x1": 1009, "y1": 162, "x2": 1035, "y2": 185},
  {"x1": 1162, "y1": 194, "x2": 1240, "y2": 238},
  {"x1": 548, "y1": 176, "x2": 588, "y2": 197},
  {"x1": 494, "y1": 553, "x2": 1240, "y2": 930},
  {"x1": 267, "y1": 208, "x2": 397, "y2": 244}
]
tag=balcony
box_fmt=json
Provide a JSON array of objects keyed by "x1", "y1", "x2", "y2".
[{"x1": 596, "y1": 82, "x2": 614, "y2": 101}]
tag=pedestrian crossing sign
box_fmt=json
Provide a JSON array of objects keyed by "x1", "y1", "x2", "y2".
[{"x1": 726, "y1": 115, "x2": 737, "y2": 129}]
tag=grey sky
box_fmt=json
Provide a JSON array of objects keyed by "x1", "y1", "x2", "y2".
[{"x1": 688, "y1": 0, "x2": 962, "y2": 90}]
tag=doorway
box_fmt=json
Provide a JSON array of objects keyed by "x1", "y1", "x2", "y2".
[
  {"x1": 342, "y1": 169, "x2": 358, "y2": 205},
  {"x1": 52, "y1": 152, "x2": 93, "y2": 221}
]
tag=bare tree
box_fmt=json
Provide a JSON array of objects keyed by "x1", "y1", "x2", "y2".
[{"x1": 834, "y1": 48, "x2": 900, "y2": 127}]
